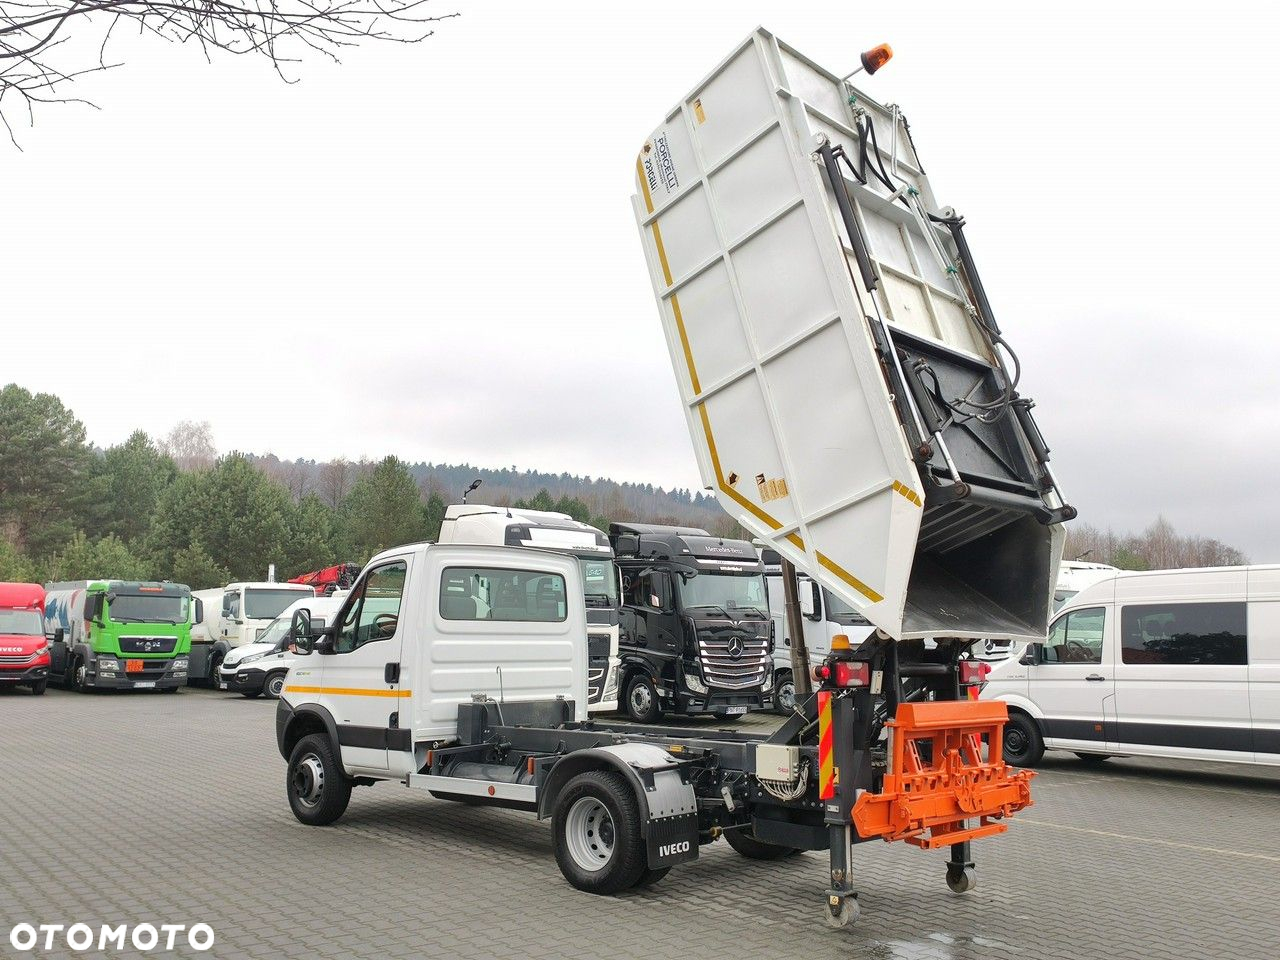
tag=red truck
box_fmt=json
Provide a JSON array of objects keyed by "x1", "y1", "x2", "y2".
[{"x1": 0, "y1": 582, "x2": 51, "y2": 696}]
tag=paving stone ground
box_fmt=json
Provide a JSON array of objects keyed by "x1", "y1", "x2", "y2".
[{"x1": 1, "y1": 685, "x2": 1278, "y2": 960}]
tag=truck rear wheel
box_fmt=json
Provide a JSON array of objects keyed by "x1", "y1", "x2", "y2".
[
  {"x1": 724, "y1": 826, "x2": 801, "y2": 860},
  {"x1": 287, "y1": 734, "x2": 352, "y2": 826},
  {"x1": 553, "y1": 771, "x2": 646, "y2": 895}
]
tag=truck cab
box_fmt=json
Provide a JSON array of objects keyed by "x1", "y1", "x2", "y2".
[
  {"x1": 610, "y1": 523, "x2": 771, "y2": 722},
  {"x1": 758, "y1": 549, "x2": 875, "y2": 713},
  {"x1": 0, "y1": 582, "x2": 51, "y2": 695},
  {"x1": 437, "y1": 504, "x2": 621, "y2": 712},
  {"x1": 43, "y1": 580, "x2": 192, "y2": 692},
  {"x1": 190, "y1": 581, "x2": 316, "y2": 684}
]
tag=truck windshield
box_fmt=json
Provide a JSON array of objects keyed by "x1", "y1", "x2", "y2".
[
  {"x1": 245, "y1": 589, "x2": 310, "y2": 621},
  {"x1": 108, "y1": 594, "x2": 187, "y2": 624},
  {"x1": 579, "y1": 559, "x2": 619, "y2": 608},
  {"x1": 679, "y1": 572, "x2": 768, "y2": 619},
  {"x1": 823, "y1": 588, "x2": 871, "y2": 627},
  {"x1": 0, "y1": 610, "x2": 43, "y2": 635}
]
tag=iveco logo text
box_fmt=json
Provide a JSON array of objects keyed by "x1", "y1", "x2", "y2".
[
  {"x1": 8, "y1": 923, "x2": 214, "y2": 953},
  {"x1": 1, "y1": 647, "x2": 24, "y2": 653},
  {"x1": 658, "y1": 841, "x2": 690, "y2": 857}
]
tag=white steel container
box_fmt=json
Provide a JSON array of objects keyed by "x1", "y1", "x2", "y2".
[{"x1": 632, "y1": 29, "x2": 1072, "y2": 643}]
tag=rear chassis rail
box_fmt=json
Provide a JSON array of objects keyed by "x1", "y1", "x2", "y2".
[{"x1": 402, "y1": 638, "x2": 1033, "y2": 927}]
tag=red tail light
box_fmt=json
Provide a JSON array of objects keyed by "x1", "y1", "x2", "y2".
[
  {"x1": 959, "y1": 661, "x2": 990, "y2": 685},
  {"x1": 833, "y1": 661, "x2": 870, "y2": 688}
]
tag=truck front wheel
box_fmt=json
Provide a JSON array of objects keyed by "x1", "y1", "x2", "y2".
[
  {"x1": 287, "y1": 734, "x2": 352, "y2": 826},
  {"x1": 624, "y1": 675, "x2": 662, "y2": 724},
  {"x1": 29, "y1": 681, "x2": 47, "y2": 696},
  {"x1": 553, "y1": 771, "x2": 647, "y2": 895}
]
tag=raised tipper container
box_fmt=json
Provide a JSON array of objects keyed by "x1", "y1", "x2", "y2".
[{"x1": 632, "y1": 28, "x2": 1074, "y2": 643}]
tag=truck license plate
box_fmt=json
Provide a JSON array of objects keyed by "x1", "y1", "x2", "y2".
[
  {"x1": 725, "y1": 706, "x2": 747, "y2": 715},
  {"x1": 133, "y1": 681, "x2": 156, "y2": 689},
  {"x1": 125, "y1": 659, "x2": 144, "y2": 673},
  {"x1": 218, "y1": 682, "x2": 228, "y2": 690}
]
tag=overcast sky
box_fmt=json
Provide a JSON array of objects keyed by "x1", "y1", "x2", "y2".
[{"x1": 4, "y1": 2, "x2": 1279, "y2": 559}]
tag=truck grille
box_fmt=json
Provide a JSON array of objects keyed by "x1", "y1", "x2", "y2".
[
  {"x1": 118, "y1": 636, "x2": 177, "y2": 654},
  {"x1": 0, "y1": 653, "x2": 37, "y2": 665},
  {"x1": 698, "y1": 637, "x2": 769, "y2": 690},
  {"x1": 587, "y1": 633, "x2": 610, "y2": 659}
]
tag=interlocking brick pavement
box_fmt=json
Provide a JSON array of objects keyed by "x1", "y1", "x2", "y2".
[{"x1": 1, "y1": 686, "x2": 1277, "y2": 959}]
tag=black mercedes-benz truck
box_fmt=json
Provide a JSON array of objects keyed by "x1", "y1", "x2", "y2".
[{"x1": 609, "y1": 522, "x2": 772, "y2": 723}]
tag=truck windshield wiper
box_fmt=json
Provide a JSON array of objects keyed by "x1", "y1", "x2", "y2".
[
  {"x1": 730, "y1": 605, "x2": 768, "y2": 620},
  {"x1": 686, "y1": 603, "x2": 732, "y2": 619}
]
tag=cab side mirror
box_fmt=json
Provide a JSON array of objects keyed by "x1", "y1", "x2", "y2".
[
  {"x1": 799, "y1": 581, "x2": 820, "y2": 619},
  {"x1": 193, "y1": 598, "x2": 204, "y2": 625},
  {"x1": 1019, "y1": 643, "x2": 1043, "y2": 666},
  {"x1": 52, "y1": 627, "x2": 65, "y2": 644},
  {"x1": 291, "y1": 608, "x2": 312, "y2": 643}
]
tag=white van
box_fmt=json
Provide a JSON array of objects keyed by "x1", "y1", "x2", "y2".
[{"x1": 982, "y1": 565, "x2": 1279, "y2": 767}]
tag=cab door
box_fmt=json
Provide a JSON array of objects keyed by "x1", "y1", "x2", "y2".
[
  {"x1": 1027, "y1": 606, "x2": 1117, "y2": 752},
  {"x1": 319, "y1": 557, "x2": 410, "y2": 771}
]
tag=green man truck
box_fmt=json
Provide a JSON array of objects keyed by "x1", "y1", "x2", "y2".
[{"x1": 43, "y1": 581, "x2": 194, "y2": 692}]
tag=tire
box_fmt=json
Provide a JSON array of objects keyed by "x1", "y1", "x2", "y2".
[
  {"x1": 1075, "y1": 752, "x2": 1112, "y2": 764},
  {"x1": 624, "y1": 675, "x2": 662, "y2": 724},
  {"x1": 264, "y1": 672, "x2": 287, "y2": 699},
  {"x1": 68, "y1": 657, "x2": 88, "y2": 693},
  {"x1": 635, "y1": 866, "x2": 670, "y2": 888},
  {"x1": 206, "y1": 654, "x2": 223, "y2": 690},
  {"x1": 772, "y1": 671, "x2": 795, "y2": 714},
  {"x1": 241, "y1": 689, "x2": 262, "y2": 699},
  {"x1": 29, "y1": 681, "x2": 47, "y2": 696},
  {"x1": 287, "y1": 733, "x2": 352, "y2": 826},
  {"x1": 161, "y1": 685, "x2": 179, "y2": 694},
  {"x1": 1002, "y1": 712, "x2": 1045, "y2": 767},
  {"x1": 712, "y1": 712, "x2": 743, "y2": 724},
  {"x1": 724, "y1": 826, "x2": 800, "y2": 860},
  {"x1": 552, "y1": 770, "x2": 647, "y2": 895}
]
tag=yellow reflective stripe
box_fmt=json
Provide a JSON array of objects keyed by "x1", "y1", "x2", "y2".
[
  {"x1": 892, "y1": 480, "x2": 923, "y2": 507},
  {"x1": 284, "y1": 685, "x2": 411, "y2": 699},
  {"x1": 671, "y1": 296, "x2": 701, "y2": 395},
  {"x1": 636, "y1": 156, "x2": 655, "y2": 215},
  {"x1": 816, "y1": 551, "x2": 884, "y2": 604}
]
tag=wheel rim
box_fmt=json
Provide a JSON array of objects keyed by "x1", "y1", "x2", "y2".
[
  {"x1": 267, "y1": 675, "x2": 284, "y2": 697},
  {"x1": 1005, "y1": 728, "x2": 1027, "y2": 758},
  {"x1": 293, "y1": 754, "x2": 325, "y2": 807},
  {"x1": 778, "y1": 680, "x2": 795, "y2": 712},
  {"x1": 564, "y1": 796, "x2": 615, "y2": 872},
  {"x1": 629, "y1": 682, "x2": 652, "y2": 717},
  {"x1": 74, "y1": 662, "x2": 85, "y2": 689}
]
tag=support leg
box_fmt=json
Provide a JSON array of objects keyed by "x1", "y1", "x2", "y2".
[
  {"x1": 824, "y1": 824, "x2": 860, "y2": 927},
  {"x1": 946, "y1": 837, "x2": 976, "y2": 893}
]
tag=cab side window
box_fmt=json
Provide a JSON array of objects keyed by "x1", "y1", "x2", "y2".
[
  {"x1": 1044, "y1": 607, "x2": 1105, "y2": 664},
  {"x1": 334, "y1": 561, "x2": 407, "y2": 654},
  {"x1": 625, "y1": 570, "x2": 669, "y2": 611}
]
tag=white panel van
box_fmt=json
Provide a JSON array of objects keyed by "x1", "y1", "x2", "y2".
[{"x1": 982, "y1": 566, "x2": 1279, "y2": 767}]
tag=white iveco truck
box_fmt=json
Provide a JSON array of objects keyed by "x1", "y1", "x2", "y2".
[
  {"x1": 437, "y1": 504, "x2": 621, "y2": 712},
  {"x1": 275, "y1": 29, "x2": 1073, "y2": 930}
]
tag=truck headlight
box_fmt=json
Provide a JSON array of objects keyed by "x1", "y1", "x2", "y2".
[
  {"x1": 684, "y1": 668, "x2": 708, "y2": 695},
  {"x1": 761, "y1": 670, "x2": 773, "y2": 692},
  {"x1": 96, "y1": 657, "x2": 120, "y2": 672},
  {"x1": 238, "y1": 652, "x2": 265, "y2": 665},
  {"x1": 171, "y1": 658, "x2": 189, "y2": 670}
]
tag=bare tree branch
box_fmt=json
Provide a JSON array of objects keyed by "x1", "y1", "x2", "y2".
[{"x1": 0, "y1": 0, "x2": 455, "y2": 145}]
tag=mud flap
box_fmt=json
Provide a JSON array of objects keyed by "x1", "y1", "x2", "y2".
[{"x1": 643, "y1": 765, "x2": 699, "y2": 868}]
